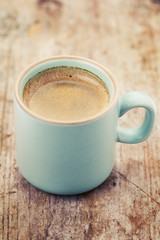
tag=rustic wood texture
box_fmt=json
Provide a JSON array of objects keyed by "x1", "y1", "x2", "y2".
[{"x1": 0, "y1": 0, "x2": 160, "y2": 239}]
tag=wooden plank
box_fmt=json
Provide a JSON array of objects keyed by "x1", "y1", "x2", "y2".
[{"x1": 0, "y1": 0, "x2": 160, "y2": 239}]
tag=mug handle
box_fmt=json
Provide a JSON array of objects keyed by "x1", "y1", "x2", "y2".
[{"x1": 117, "y1": 91, "x2": 156, "y2": 143}]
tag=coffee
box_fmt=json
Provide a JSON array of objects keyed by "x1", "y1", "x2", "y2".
[{"x1": 23, "y1": 66, "x2": 110, "y2": 122}]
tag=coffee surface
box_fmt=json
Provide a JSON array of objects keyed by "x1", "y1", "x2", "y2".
[{"x1": 23, "y1": 67, "x2": 110, "y2": 122}]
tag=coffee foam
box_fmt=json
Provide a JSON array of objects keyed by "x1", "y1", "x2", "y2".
[{"x1": 23, "y1": 66, "x2": 110, "y2": 121}]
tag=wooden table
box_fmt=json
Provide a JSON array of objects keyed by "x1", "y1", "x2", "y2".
[{"x1": 0, "y1": 0, "x2": 160, "y2": 239}]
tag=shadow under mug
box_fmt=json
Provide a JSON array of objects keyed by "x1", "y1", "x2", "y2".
[{"x1": 14, "y1": 56, "x2": 156, "y2": 195}]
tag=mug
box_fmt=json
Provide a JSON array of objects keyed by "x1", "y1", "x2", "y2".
[{"x1": 14, "y1": 56, "x2": 156, "y2": 195}]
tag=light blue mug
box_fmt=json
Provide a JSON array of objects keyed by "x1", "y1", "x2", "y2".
[{"x1": 14, "y1": 56, "x2": 156, "y2": 195}]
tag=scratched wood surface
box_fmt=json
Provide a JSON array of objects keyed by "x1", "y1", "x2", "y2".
[{"x1": 0, "y1": 0, "x2": 160, "y2": 239}]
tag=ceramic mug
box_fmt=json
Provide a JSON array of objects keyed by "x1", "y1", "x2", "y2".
[{"x1": 14, "y1": 56, "x2": 156, "y2": 195}]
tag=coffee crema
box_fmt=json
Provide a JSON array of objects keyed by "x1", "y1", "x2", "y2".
[{"x1": 23, "y1": 66, "x2": 110, "y2": 122}]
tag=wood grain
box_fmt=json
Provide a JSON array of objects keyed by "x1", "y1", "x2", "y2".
[{"x1": 0, "y1": 0, "x2": 160, "y2": 239}]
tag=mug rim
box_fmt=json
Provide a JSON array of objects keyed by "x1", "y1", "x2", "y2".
[{"x1": 14, "y1": 55, "x2": 119, "y2": 125}]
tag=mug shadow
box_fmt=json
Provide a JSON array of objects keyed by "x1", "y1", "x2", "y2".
[
  {"x1": 17, "y1": 167, "x2": 119, "y2": 202},
  {"x1": 78, "y1": 168, "x2": 118, "y2": 199},
  {"x1": 51, "y1": 168, "x2": 119, "y2": 202}
]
